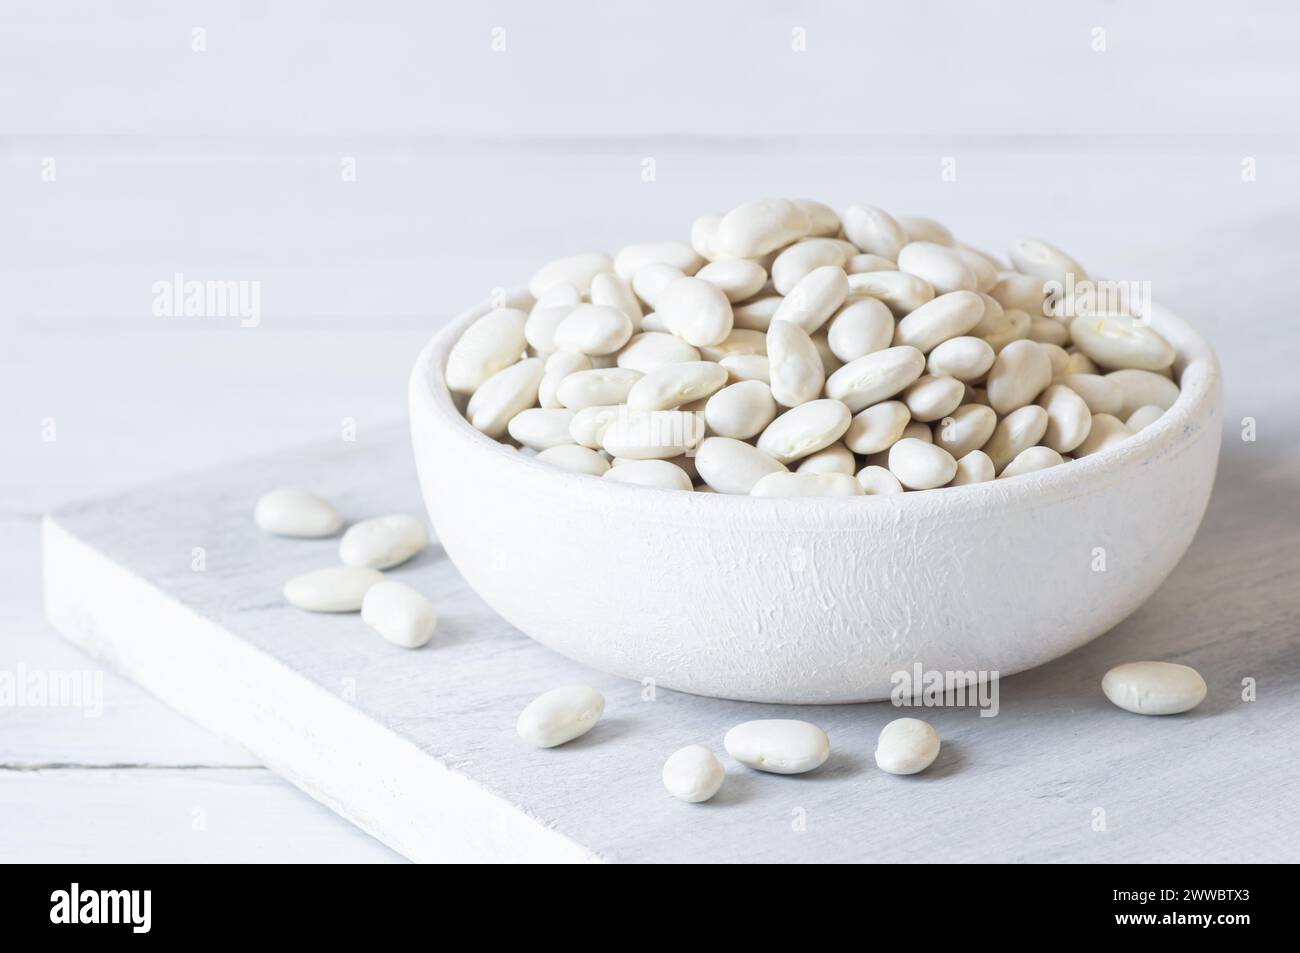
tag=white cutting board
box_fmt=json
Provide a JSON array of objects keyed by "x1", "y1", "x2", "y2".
[{"x1": 42, "y1": 423, "x2": 1300, "y2": 862}]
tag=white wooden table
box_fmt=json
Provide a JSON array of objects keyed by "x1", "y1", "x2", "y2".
[{"x1": 3, "y1": 1, "x2": 1298, "y2": 862}]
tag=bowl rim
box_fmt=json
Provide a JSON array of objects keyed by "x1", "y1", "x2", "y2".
[{"x1": 411, "y1": 296, "x2": 1222, "y2": 516}]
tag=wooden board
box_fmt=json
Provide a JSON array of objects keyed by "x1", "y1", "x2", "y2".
[{"x1": 41, "y1": 422, "x2": 1300, "y2": 863}]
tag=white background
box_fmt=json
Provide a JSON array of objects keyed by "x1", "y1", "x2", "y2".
[{"x1": 2, "y1": 1, "x2": 1298, "y2": 860}]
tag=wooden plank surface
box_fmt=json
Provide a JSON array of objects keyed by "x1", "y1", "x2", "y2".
[
  {"x1": 0, "y1": 768, "x2": 402, "y2": 863},
  {"x1": 41, "y1": 416, "x2": 1300, "y2": 862}
]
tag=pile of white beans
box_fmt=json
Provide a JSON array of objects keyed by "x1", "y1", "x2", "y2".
[{"x1": 447, "y1": 198, "x2": 1182, "y2": 495}]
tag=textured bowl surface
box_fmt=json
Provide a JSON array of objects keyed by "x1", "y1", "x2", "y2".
[{"x1": 411, "y1": 301, "x2": 1222, "y2": 703}]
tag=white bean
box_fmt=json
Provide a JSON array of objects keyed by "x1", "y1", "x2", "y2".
[
  {"x1": 846, "y1": 270, "x2": 935, "y2": 316},
  {"x1": 856, "y1": 465, "x2": 905, "y2": 495},
  {"x1": 844, "y1": 400, "x2": 910, "y2": 454},
  {"x1": 926, "y1": 336, "x2": 995, "y2": 382},
  {"x1": 1036, "y1": 384, "x2": 1093, "y2": 454},
  {"x1": 724, "y1": 719, "x2": 830, "y2": 775},
  {"x1": 254, "y1": 488, "x2": 341, "y2": 538},
  {"x1": 1069, "y1": 315, "x2": 1175, "y2": 371},
  {"x1": 842, "y1": 205, "x2": 907, "y2": 258},
  {"x1": 339, "y1": 514, "x2": 429, "y2": 570},
  {"x1": 553, "y1": 304, "x2": 634, "y2": 356},
  {"x1": 361, "y1": 580, "x2": 437, "y2": 648},
  {"x1": 556, "y1": 367, "x2": 642, "y2": 410},
  {"x1": 535, "y1": 444, "x2": 611, "y2": 475},
  {"x1": 1008, "y1": 237, "x2": 1087, "y2": 284},
  {"x1": 616, "y1": 332, "x2": 700, "y2": 374},
  {"x1": 445, "y1": 308, "x2": 528, "y2": 395},
  {"x1": 826, "y1": 297, "x2": 895, "y2": 362},
  {"x1": 657, "y1": 276, "x2": 735, "y2": 347},
  {"x1": 844, "y1": 253, "x2": 898, "y2": 274},
  {"x1": 1101, "y1": 661, "x2": 1207, "y2": 715},
  {"x1": 767, "y1": 319, "x2": 825, "y2": 407},
  {"x1": 989, "y1": 272, "x2": 1049, "y2": 316},
  {"x1": 897, "y1": 241, "x2": 978, "y2": 294},
  {"x1": 902, "y1": 374, "x2": 965, "y2": 423},
  {"x1": 751, "y1": 470, "x2": 863, "y2": 497},
  {"x1": 932, "y1": 404, "x2": 997, "y2": 459},
  {"x1": 1058, "y1": 373, "x2": 1123, "y2": 416},
  {"x1": 467, "y1": 358, "x2": 544, "y2": 438},
  {"x1": 731, "y1": 295, "x2": 783, "y2": 331},
  {"x1": 1126, "y1": 404, "x2": 1165, "y2": 431},
  {"x1": 874, "y1": 717, "x2": 941, "y2": 775},
  {"x1": 695, "y1": 258, "x2": 768, "y2": 302},
  {"x1": 1000, "y1": 445, "x2": 1065, "y2": 478},
  {"x1": 717, "y1": 197, "x2": 811, "y2": 258},
  {"x1": 792, "y1": 198, "x2": 841, "y2": 237},
  {"x1": 795, "y1": 442, "x2": 856, "y2": 475},
  {"x1": 1028, "y1": 315, "x2": 1070, "y2": 346},
  {"x1": 626, "y1": 361, "x2": 729, "y2": 411},
  {"x1": 516, "y1": 685, "x2": 605, "y2": 748},
  {"x1": 662, "y1": 745, "x2": 726, "y2": 802},
  {"x1": 589, "y1": 271, "x2": 642, "y2": 323},
  {"x1": 770, "y1": 238, "x2": 850, "y2": 294},
  {"x1": 824, "y1": 346, "x2": 926, "y2": 412},
  {"x1": 983, "y1": 404, "x2": 1049, "y2": 472},
  {"x1": 718, "y1": 353, "x2": 771, "y2": 383},
  {"x1": 1072, "y1": 413, "x2": 1134, "y2": 457},
  {"x1": 695, "y1": 436, "x2": 788, "y2": 494},
  {"x1": 507, "y1": 407, "x2": 577, "y2": 450},
  {"x1": 894, "y1": 290, "x2": 985, "y2": 353},
  {"x1": 756, "y1": 399, "x2": 852, "y2": 463},
  {"x1": 771, "y1": 265, "x2": 849, "y2": 333},
  {"x1": 986, "y1": 339, "x2": 1052, "y2": 414},
  {"x1": 603, "y1": 459, "x2": 693, "y2": 491},
  {"x1": 888, "y1": 438, "x2": 957, "y2": 490},
  {"x1": 1106, "y1": 368, "x2": 1181, "y2": 418},
  {"x1": 901, "y1": 422, "x2": 933, "y2": 446},
  {"x1": 704, "y1": 380, "x2": 777, "y2": 440},
  {"x1": 949, "y1": 449, "x2": 995, "y2": 485},
  {"x1": 284, "y1": 567, "x2": 384, "y2": 613}
]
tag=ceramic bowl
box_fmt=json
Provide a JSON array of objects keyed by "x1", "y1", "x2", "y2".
[{"x1": 410, "y1": 301, "x2": 1222, "y2": 703}]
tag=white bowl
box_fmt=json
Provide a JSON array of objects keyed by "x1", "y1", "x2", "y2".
[{"x1": 410, "y1": 302, "x2": 1222, "y2": 703}]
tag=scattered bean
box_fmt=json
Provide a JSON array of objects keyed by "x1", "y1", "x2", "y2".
[
  {"x1": 1102, "y1": 661, "x2": 1207, "y2": 715},
  {"x1": 662, "y1": 745, "x2": 726, "y2": 802},
  {"x1": 516, "y1": 685, "x2": 605, "y2": 748},
  {"x1": 724, "y1": 719, "x2": 830, "y2": 775}
]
